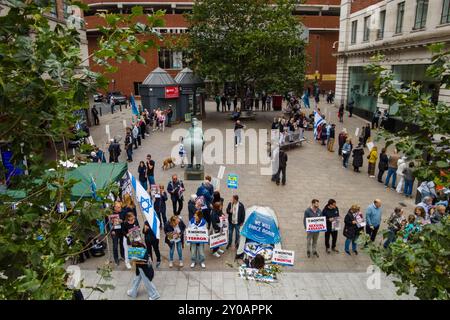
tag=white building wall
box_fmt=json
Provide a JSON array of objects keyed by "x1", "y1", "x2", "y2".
[{"x1": 336, "y1": 0, "x2": 450, "y2": 116}]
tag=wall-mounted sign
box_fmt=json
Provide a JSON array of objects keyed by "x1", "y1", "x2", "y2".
[
  {"x1": 322, "y1": 74, "x2": 337, "y2": 81},
  {"x1": 165, "y1": 86, "x2": 179, "y2": 98}
]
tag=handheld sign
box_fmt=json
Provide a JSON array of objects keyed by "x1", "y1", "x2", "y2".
[
  {"x1": 209, "y1": 232, "x2": 228, "y2": 249},
  {"x1": 128, "y1": 247, "x2": 146, "y2": 260},
  {"x1": 366, "y1": 141, "x2": 374, "y2": 151},
  {"x1": 186, "y1": 228, "x2": 209, "y2": 244},
  {"x1": 306, "y1": 216, "x2": 327, "y2": 232},
  {"x1": 227, "y1": 174, "x2": 238, "y2": 189},
  {"x1": 272, "y1": 249, "x2": 295, "y2": 266}
]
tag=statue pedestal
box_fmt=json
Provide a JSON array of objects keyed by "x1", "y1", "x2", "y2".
[{"x1": 184, "y1": 165, "x2": 204, "y2": 181}]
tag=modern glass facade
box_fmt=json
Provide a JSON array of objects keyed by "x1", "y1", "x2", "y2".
[{"x1": 347, "y1": 66, "x2": 377, "y2": 114}]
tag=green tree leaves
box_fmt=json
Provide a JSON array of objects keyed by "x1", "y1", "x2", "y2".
[{"x1": 186, "y1": 0, "x2": 306, "y2": 95}]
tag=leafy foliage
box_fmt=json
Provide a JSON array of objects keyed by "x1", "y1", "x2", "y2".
[
  {"x1": 0, "y1": 1, "x2": 164, "y2": 299},
  {"x1": 186, "y1": 0, "x2": 306, "y2": 95},
  {"x1": 366, "y1": 44, "x2": 449, "y2": 188},
  {"x1": 361, "y1": 216, "x2": 450, "y2": 300}
]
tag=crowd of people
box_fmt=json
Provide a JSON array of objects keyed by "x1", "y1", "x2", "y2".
[
  {"x1": 215, "y1": 92, "x2": 273, "y2": 112},
  {"x1": 303, "y1": 197, "x2": 448, "y2": 258}
]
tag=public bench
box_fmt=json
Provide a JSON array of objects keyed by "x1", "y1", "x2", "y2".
[
  {"x1": 280, "y1": 132, "x2": 306, "y2": 150},
  {"x1": 230, "y1": 110, "x2": 256, "y2": 120}
]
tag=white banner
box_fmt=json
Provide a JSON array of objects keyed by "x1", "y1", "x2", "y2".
[
  {"x1": 209, "y1": 232, "x2": 228, "y2": 249},
  {"x1": 186, "y1": 228, "x2": 209, "y2": 244},
  {"x1": 272, "y1": 249, "x2": 295, "y2": 266},
  {"x1": 306, "y1": 216, "x2": 327, "y2": 232}
]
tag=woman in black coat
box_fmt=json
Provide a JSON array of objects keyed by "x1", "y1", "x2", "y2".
[
  {"x1": 352, "y1": 143, "x2": 365, "y2": 172},
  {"x1": 210, "y1": 202, "x2": 225, "y2": 257},
  {"x1": 343, "y1": 205, "x2": 364, "y2": 255},
  {"x1": 377, "y1": 147, "x2": 389, "y2": 183}
]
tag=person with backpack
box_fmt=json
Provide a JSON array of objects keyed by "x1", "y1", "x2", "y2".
[
  {"x1": 403, "y1": 162, "x2": 415, "y2": 198},
  {"x1": 108, "y1": 139, "x2": 121, "y2": 163},
  {"x1": 126, "y1": 241, "x2": 160, "y2": 300}
]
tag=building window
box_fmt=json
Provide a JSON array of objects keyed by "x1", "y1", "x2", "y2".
[
  {"x1": 133, "y1": 82, "x2": 142, "y2": 96},
  {"x1": 158, "y1": 49, "x2": 185, "y2": 69},
  {"x1": 363, "y1": 16, "x2": 370, "y2": 41},
  {"x1": 414, "y1": 0, "x2": 429, "y2": 30},
  {"x1": 49, "y1": 0, "x2": 57, "y2": 17},
  {"x1": 395, "y1": 2, "x2": 405, "y2": 34},
  {"x1": 441, "y1": 0, "x2": 450, "y2": 24},
  {"x1": 63, "y1": 1, "x2": 71, "y2": 19},
  {"x1": 377, "y1": 10, "x2": 386, "y2": 39},
  {"x1": 351, "y1": 20, "x2": 357, "y2": 44}
]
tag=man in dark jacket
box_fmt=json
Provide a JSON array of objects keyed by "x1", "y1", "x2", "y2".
[
  {"x1": 322, "y1": 199, "x2": 340, "y2": 254},
  {"x1": 226, "y1": 195, "x2": 245, "y2": 249},
  {"x1": 220, "y1": 95, "x2": 226, "y2": 112},
  {"x1": 91, "y1": 105, "x2": 100, "y2": 125},
  {"x1": 124, "y1": 128, "x2": 133, "y2": 162},
  {"x1": 275, "y1": 150, "x2": 288, "y2": 185},
  {"x1": 363, "y1": 123, "x2": 371, "y2": 146},
  {"x1": 167, "y1": 174, "x2": 185, "y2": 215},
  {"x1": 108, "y1": 139, "x2": 121, "y2": 163},
  {"x1": 304, "y1": 199, "x2": 322, "y2": 258}
]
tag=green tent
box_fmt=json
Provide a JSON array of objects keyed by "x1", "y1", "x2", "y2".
[{"x1": 66, "y1": 162, "x2": 128, "y2": 199}]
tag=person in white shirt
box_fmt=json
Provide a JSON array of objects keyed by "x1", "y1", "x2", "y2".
[
  {"x1": 225, "y1": 195, "x2": 245, "y2": 250},
  {"x1": 395, "y1": 157, "x2": 408, "y2": 193}
]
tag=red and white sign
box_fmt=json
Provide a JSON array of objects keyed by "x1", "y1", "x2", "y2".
[
  {"x1": 209, "y1": 232, "x2": 228, "y2": 249},
  {"x1": 306, "y1": 216, "x2": 327, "y2": 232},
  {"x1": 272, "y1": 249, "x2": 295, "y2": 266},
  {"x1": 186, "y1": 228, "x2": 209, "y2": 244},
  {"x1": 165, "y1": 86, "x2": 179, "y2": 98}
]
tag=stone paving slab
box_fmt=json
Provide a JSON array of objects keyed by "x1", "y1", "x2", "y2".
[{"x1": 80, "y1": 270, "x2": 416, "y2": 300}]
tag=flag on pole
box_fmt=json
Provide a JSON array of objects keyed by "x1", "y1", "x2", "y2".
[
  {"x1": 127, "y1": 171, "x2": 161, "y2": 239},
  {"x1": 130, "y1": 94, "x2": 139, "y2": 116},
  {"x1": 313, "y1": 109, "x2": 325, "y2": 139},
  {"x1": 302, "y1": 90, "x2": 310, "y2": 109}
]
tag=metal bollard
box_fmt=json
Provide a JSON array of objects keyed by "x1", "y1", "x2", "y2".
[
  {"x1": 119, "y1": 104, "x2": 122, "y2": 112},
  {"x1": 99, "y1": 105, "x2": 102, "y2": 117}
]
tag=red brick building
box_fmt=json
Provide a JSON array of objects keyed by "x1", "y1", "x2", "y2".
[{"x1": 83, "y1": 0, "x2": 340, "y2": 96}]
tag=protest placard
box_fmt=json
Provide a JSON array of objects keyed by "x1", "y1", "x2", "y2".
[
  {"x1": 306, "y1": 216, "x2": 327, "y2": 232},
  {"x1": 271, "y1": 249, "x2": 295, "y2": 266},
  {"x1": 209, "y1": 232, "x2": 228, "y2": 249},
  {"x1": 108, "y1": 214, "x2": 122, "y2": 230},
  {"x1": 127, "y1": 226, "x2": 142, "y2": 243},
  {"x1": 332, "y1": 217, "x2": 341, "y2": 231},
  {"x1": 366, "y1": 141, "x2": 374, "y2": 151},
  {"x1": 128, "y1": 247, "x2": 146, "y2": 260},
  {"x1": 185, "y1": 228, "x2": 209, "y2": 244}
]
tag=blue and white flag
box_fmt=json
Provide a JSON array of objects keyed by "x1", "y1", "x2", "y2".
[
  {"x1": 127, "y1": 171, "x2": 160, "y2": 239},
  {"x1": 130, "y1": 94, "x2": 139, "y2": 116},
  {"x1": 313, "y1": 109, "x2": 325, "y2": 139}
]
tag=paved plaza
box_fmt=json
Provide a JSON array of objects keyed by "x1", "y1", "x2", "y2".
[{"x1": 79, "y1": 99, "x2": 418, "y2": 299}]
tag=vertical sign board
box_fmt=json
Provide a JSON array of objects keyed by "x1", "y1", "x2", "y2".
[{"x1": 227, "y1": 174, "x2": 238, "y2": 189}]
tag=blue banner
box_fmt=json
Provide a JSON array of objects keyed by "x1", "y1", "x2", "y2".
[
  {"x1": 128, "y1": 247, "x2": 147, "y2": 260},
  {"x1": 227, "y1": 174, "x2": 238, "y2": 189},
  {"x1": 240, "y1": 211, "x2": 281, "y2": 244}
]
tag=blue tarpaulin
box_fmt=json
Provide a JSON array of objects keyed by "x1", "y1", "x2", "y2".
[{"x1": 240, "y1": 210, "x2": 281, "y2": 244}]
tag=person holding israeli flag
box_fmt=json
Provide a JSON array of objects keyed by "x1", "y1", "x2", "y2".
[
  {"x1": 313, "y1": 108, "x2": 325, "y2": 140},
  {"x1": 127, "y1": 171, "x2": 160, "y2": 240}
]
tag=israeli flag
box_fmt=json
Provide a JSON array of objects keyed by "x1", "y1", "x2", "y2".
[
  {"x1": 127, "y1": 171, "x2": 160, "y2": 239},
  {"x1": 313, "y1": 109, "x2": 325, "y2": 139},
  {"x1": 130, "y1": 94, "x2": 139, "y2": 116}
]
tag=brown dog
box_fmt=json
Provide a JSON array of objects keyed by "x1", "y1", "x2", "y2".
[{"x1": 162, "y1": 157, "x2": 176, "y2": 170}]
